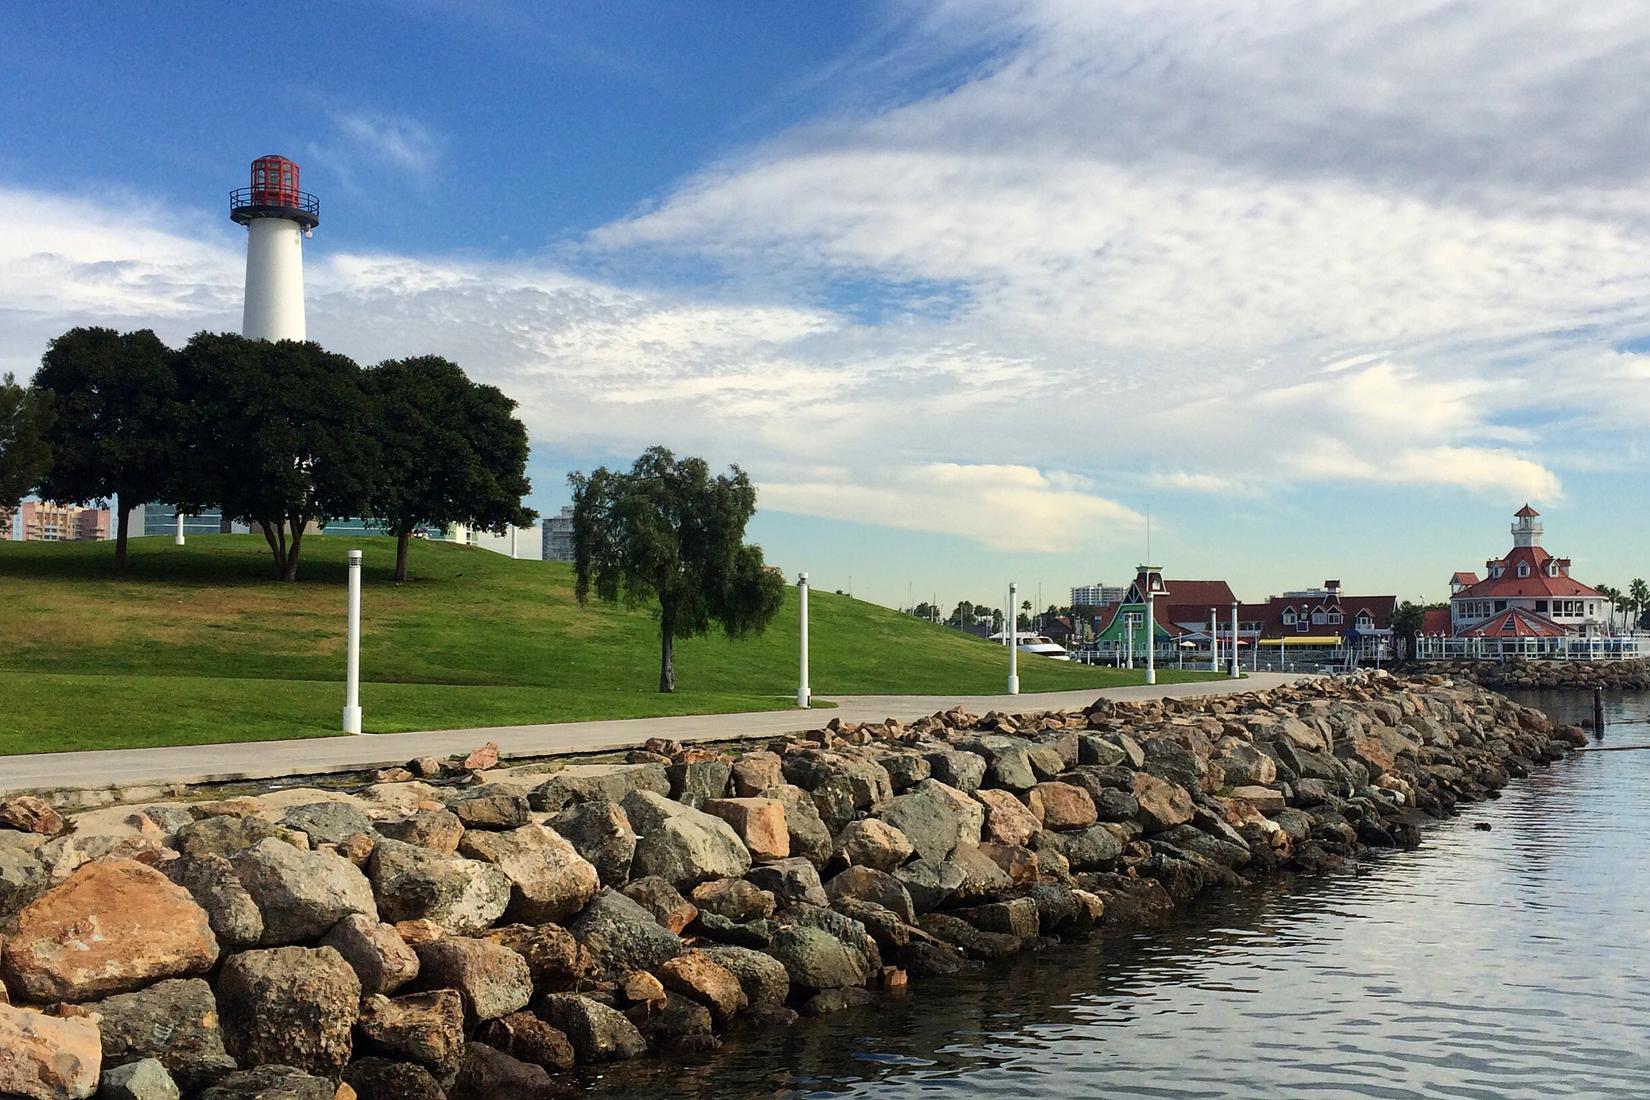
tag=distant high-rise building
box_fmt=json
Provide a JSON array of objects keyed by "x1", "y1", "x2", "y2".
[
  {"x1": 12, "y1": 501, "x2": 109, "y2": 542},
  {"x1": 542, "y1": 506, "x2": 575, "y2": 562},
  {"x1": 1069, "y1": 583, "x2": 1126, "y2": 608}
]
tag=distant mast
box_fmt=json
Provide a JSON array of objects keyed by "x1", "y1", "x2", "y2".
[{"x1": 230, "y1": 155, "x2": 319, "y2": 341}]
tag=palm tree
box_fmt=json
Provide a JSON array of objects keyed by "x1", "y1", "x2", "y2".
[
  {"x1": 1597, "y1": 584, "x2": 1622, "y2": 630},
  {"x1": 1630, "y1": 578, "x2": 1650, "y2": 632}
]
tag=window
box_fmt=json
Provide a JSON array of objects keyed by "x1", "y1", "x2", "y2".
[
  {"x1": 1297, "y1": 616, "x2": 1310, "y2": 632},
  {"x1": 1517, "y1": 562, "x2": 1530, "y2": 577},
  {"x1": 1328, "y1": 612, "x2": 1342, "y2": 624},
  {"x1": 1535, "y1": 601, "x2": 1548, "y2": 613},
  {"x1": 1356, "y1": 613, "x2": 1373, "y2": 628},
  {"x1": 1547, "y1": 561, "x2": 1559, "y2": 577},
  {"x1": 1311, "y1": 611, "x2": 1326, "y2": 625},
  {"x1": 1124, "y1": 611, "x2": 1143, "y2": 625},
  {"x1": 1494, "y1": 601, "x2": 1507, "y2": 613},
  {"x1": 1282, "y1": 609, "x2": 1296, "y2": 625}
]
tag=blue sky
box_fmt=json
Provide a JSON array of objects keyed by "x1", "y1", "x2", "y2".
[{"x1": 4, "y1": 1, "x2": 1649, "y2": 609}]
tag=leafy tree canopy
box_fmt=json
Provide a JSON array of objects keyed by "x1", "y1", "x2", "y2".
[
  {"x1": 571, "y1": 446, "x2": 785, "y2": 692},
  {"x1": 0, "y1": 372, "x2": 54, "y2": 511}
]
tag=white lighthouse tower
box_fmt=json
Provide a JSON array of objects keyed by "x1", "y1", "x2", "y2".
[{"x1": 230, "y1": 155, "x2": 318, "y2": 341}]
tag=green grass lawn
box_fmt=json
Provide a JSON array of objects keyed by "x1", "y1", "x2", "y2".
[{"x1": 0, "y1": 535, "x2": 1218, "y2": 753}]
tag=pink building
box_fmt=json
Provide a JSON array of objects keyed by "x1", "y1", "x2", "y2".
[{"x1": 13, "y1": 501, "x2": 110, "y2": 542}]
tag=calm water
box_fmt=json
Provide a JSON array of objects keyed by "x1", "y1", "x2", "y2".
[{"x1": 592, "y1": 690, "x2": 1650, "y2": 1099}]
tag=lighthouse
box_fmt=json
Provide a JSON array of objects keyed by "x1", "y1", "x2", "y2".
[{"x1": 229, "y1": 155, "x2": 319, "y2": 341}]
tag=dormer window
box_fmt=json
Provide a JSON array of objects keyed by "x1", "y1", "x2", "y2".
[
  {"x1": 1547, "y1": 562, "x2": 1559, "y2": 577},
  {"x1": 1356, "y1": 612, "x2": 1373, "y2": 628},
  {"x1": 1282, "y1": 609, "x2": 1296, "y2": 625},
  {"x1": 1517, "y1": 562, "x2": 1530, "y2": 577}
]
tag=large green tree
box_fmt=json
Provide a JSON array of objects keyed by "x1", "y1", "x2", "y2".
[
  {"x1": 570, "y1": 446, "x2": 785, "y2": 692},
  {"x1": 365, "y1": 355, "x2": 535, "y2": 582},
  {"x1": 1629, "y1": 578, "x2": 1650, "y2": 631},
  {"x1": 33, "y1": 327, "x2": 180, "y2": 569},
  {"x1": 178, "y1": 333, "x2": 378, "y2": 581},
  {"x1": 0, "y1": 372, "x2": 54, "y2": 512}
]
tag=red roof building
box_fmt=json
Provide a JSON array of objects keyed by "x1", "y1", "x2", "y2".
[{"x1": 1447, "y1": 506, "x2": 1611, "y2": 637}]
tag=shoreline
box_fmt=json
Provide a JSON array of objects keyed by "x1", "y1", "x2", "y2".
[{"x1": 0, "y1": 670, "x2": 1584, "y2": 1099}]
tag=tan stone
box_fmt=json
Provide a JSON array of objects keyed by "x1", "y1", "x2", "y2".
[
  {"x1": 829, "y1": 819, "x2": 913, "y2": 871},
  {"x1": 1130, "y1": 772, "x2": 1194, "y2": 833},
  {"x1": 0, "y1": 1003, "x2": 100, "y2": 1099},
  {"x1": 619, "y1": 970, "x2": 666, "y2": 1005},
  {"x1": 973, "y1": 789, "x2": 1040, "y2": 847},
  {"x1": 1228, "y1": 785, "x2": 1286, "y2": 815},
  {"x1": 1028, "y1": 782, "x2": 1098, "y2": 830},
  {"x1": 702, "y1": 798, "x2": 788, "y2": 861},
  {"x1": 462, "y1": 742, "x2": 501, "y2": 771},
  {"x1": 730, "y1": 751, "x2": 784, "y2": 797},
  {"x1": 659, "y1": 950, "x2": 747, "y2": 1024},
  {"x1": 977, "y1": 841, "x2": 1039, "y2": 884},
  {"x1": 2, "y1": 860, "x2": 218, "y2": 1003},
  {"x1": 0, "y1": 796, "x2": 65, "y2": 837}
]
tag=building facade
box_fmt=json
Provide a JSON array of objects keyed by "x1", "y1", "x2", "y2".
[
  {"x1": 1444, "y1": 506, "x2": 1612, "y2": 643},
  {"x1": 1089, "y1": 568, "x2": 1239, "y2": 660},
  {"x1": 7, "y1": 501, "x2": 110, "y2": 542},
  {"x1": 542, "y1": 506, "x2": 575, "y2": 563},
  {"x1": 1070, "y1": 582, "x2": 1126, "y2": 608},
  {"x1": 1245, "y1": 582, "x2": 1396, "y2": 663}
]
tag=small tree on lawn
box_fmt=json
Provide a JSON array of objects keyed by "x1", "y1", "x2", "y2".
[
  {"x1": 33, "y1": 328, "x2": 179, "y2": 569},
  {"x1": 365, "y1": 355, "x2": 535, "y2": 582},
  {"x1": 179, "y1": 333, "x2": 377, "y2": 581},
  {"x1": 570, "y1": 446, "x2": 785, "y2": 693},
  {"x1": 0, "y1": 372, "x2": 54, "y2": 511}
]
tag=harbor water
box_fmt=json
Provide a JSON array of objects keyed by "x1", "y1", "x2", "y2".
[{"x1": 592, "y1": 689, "x2": 1650, "y2": 1099}]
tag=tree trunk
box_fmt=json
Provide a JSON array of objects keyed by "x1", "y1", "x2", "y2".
[
  {"x1": 395, "y1": 528, "x2": 411, "y2": 583},
  {"x1": 282, "y1": 517, "x2": 305, "y2": 581},
  {"x1": 658, "y1": 619, "x2": 676, "y2": 693},
  {"x1": 114, "y1": 505, "x2": 130, "y2": 570}
]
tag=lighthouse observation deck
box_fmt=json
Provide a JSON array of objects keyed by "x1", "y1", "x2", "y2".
[{"x1": 229, "y1": 154, "x2": 319, "y2": 230}]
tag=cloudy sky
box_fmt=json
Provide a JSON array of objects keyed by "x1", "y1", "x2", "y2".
[{"x1": 4, "y1": 0, "x2": 1648, "y2": 608}]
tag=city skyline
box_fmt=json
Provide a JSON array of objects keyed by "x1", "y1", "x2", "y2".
[{"x1": 3, "y1": 2, "x2": 1648, "y2": 608}]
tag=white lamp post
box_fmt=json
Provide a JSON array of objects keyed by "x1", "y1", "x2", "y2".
[
  {"x1": 343, "y1": 549, "x2": 363, "y2": 734},
  {"x1": 174, "y1": 511, "x2": 186, "y2": 547},
  {"x1": 1125, "y1": 618, "x2": 1134, "y2": 670},
  {"x1": 797, "y1": 572, "x2": 810, "y2": 708},
  {"x1": 1145, "y1": 587, "x2": 1156, "y2": 685},
  {"x1": 1230, "y1": 601, "x2": 1240, "y2": 678},
  {"x1": 1007, "y1": 581, "x2": 1020, "y2": 694},
  {"x1": 1210, "y1": 608, "x2": 1219, "y2": 672}
]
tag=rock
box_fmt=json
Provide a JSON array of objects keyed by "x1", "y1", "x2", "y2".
[
  {"x1": 956, "y1": 736, "x2": 1038, "y2": 790},
  {"x1": 917, "y1": 913, "x2": 1021, "y2": 960},
  {"x1": 1078, "y1": 734, "x2": 1128, "y2": 766},
  {"x1": 367, "y1": 838, "x2": 511, "y2": 935},
  {"x1": 696, "y1": 946, "x2": 789, "y2": 1009},
  {"x1": 231, "y1": 839, "x2": 377, "y2": 945},
  {"x1": 689, "y1": 878, "x2": 775, "y2": 921},
  {"x1": 174, "y1": 816, "x2": 282, "y2": 859},
  {"x1": 373, "y1": 811, "x2": 462, "y2": 855},
  {"x1": 1131, "y1": 771, "x2": 1195, "y2": 833},
  {"x1": 757, "y1": 785, "x2": 833, "y2": 864},
  {"x1": 800, "y1": 987, "x2": 878, "y2": 1016},
  {"x1": 217, "y1": 946, "x2": 359, "y2": 1077},
  {"x1": 745, "y1": 857, "x2": 828, "y2": 907},
  {"x1": 2, "y1": 860, "x2": 218, "y2": 1002},
  {"x1": 702, "y1": 798, "x2": 789, "y2": 861},
  {"x1": 1090, "y1": 786, "x2": 1141, "y2": 822},
  {"x1": 474, "y1": 1011, "x2": 575, "y2": 1071},
  {"x1": 1036, "y1": 824, "x2": 1124, "y2": 870},
  {"x1": 449, "y1": 789, "x2": 529, "y2": 831},
  {"x1": 341, "y1": 1058, "x2": 445, "y2": 1100},
  {"x1": 0, "y1": 1002, "x2": 100, "y2": 1100},
  {"x1": 977, "y1": 841, "x2": 1039, "y2": 884},
  {"x1": 829, "y1": 819, "x2": 914, "y2": 871},
  {"x1": 318, "y1": 914, "x2": 418, "y2": 995},
  {"x1": 973, "y1": 789, "x2": 1041, "y2": 847},
  {"x1": 0, "y1": 795, "x2": 65, "y2": 836},
  {"x1": 357, "y1": 990, "x2": 465, "y2": 1074},
  {"x1": 667, "y1": 760, "x2": 733, "y2": 805},
  {"x1": 876, "y1": 750, "x2": 931, "y2": 791},
  {"x1": 451, "y1": 1042, "x2": 565, "y2": 1100},
  {"x1": 953, "y1": 897, "x2": 1039, "y2": 942},
  {"x1": 160, "y1": 854, "x2": 264, "y2": 950},
  {"x1": 659, "y1": 951, "x2": 747, "y2": 1023},
  {"x1": 98, "y1": 1057, "x2": 180, "y2": 1100},
  {"x1": 620, "y1": 876, "x2": 699, "y2": 934},
  {"x1": 546, "y1": 800, "x2": 636, "y2": 885},
  {"x1": 620, "y1": 968, "x2": 667, "y2": 1005},
  {"x1": 1228, "y1": 785, "x2": 1287, "y2": 814},
  {"x1": 766, "y1": 926, "x2": 869, "y2": 991},
  {"x1": 1028, "y1": 782, "x2": 1097, "y2": 829},
  {"x1": 529, "y1": 764, "x2": 670, "y2": 813},
  {"x1": 922, "y1": 749, "x2": 987, "y2": 793},
  {"x1": 534, "y1": 993, "x2": 647, "y2": 1062},
  {"x1": 1141, "y1": 739, "x2": 1207, "y2": 793},
  {"x1": 1020, "y1": 882, "x2": 1089, "y2": 932},
  {"x1": 481, "y1": 924, "x2": 580, "y2": 989},
  {"x1": 88, "y1": 979, "x2": 232, "y2": 1089},
  {"x1": 462, "y1": 742, "x2": 501, "y2": 771},
  {"x1": 621, "y1": 790, "x2": 751, "y2": 888},
  {"x1": 0, "y1": 842, "x2": 48, "y2": 921},
  {"x1": 277, "y1": 803, "x2": 372, "y2": 847},
  {"x1": 198, "y1": 1066, "x2": 335, "y2": 1100},
  {"x1": 412, "y1": 937, "x2": 533, "y2": 1022},
  {"x1": 825, "y1": 865, "x2": 916, "y2": 922},
  {"x1": 568, "y1": 889, "x2": 682, "y2": 978},
  {"x1": 946, "y1": 844, "x2": 1014, "y2": 901},
  {"x1": 892, "y1": 859, "x2": 965, "y2": 914},
  {"x1": 1212, "y1": 739, "x2": 1277, "y2": 786},
  {"x1": 730, "y1": 752, "x2": 784, "y2": 796},
  {"x1": 876, "y1": 780, "x2": 984, "y2": 863},
  {"x1": 458, "y1": 824, "x2": 599, "y2": 924}
]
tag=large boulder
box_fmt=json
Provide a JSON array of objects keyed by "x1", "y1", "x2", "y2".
[
  {"x1": 923, "y1": 749, "x2": 987, "y2": 793},
  {"x1": 659, "y1": 950, "x2": 747, "y2": 1024},
  {"x1": 1212, "y1": 738, "x2": 1277, "y2": 786},
  {"x1": 277, "y1": 802, "x2": 373, "y2": 847},
  {"x1": 342, "y1": 1058, "x2": 446, "y2": 1100},
  {"x1": 875, "y1": 780, "x2": 984, "y2": 863},
  {"x1": 702, "y1": 798, "x2": 789, "y2": 861},
  {"x1": 529, "y1": 763, "x2": 670, "y2": 812},
  {"x1": 230, "y1": 839, "x2": 377, "y2": 945},
  {"x1": 482, "y1": 923, "x2": 580, "y2": 990},
  {"x1": 830, "y1": 819, "x2": 913, "y2": 871},
  {"x1": 367, "y1": 838, "x2": 511, "y2": 934},
  {"x1": 160, "y1": 854, "x2": 264, "y2": 950},
  {"x1": 450, "y1": 1042, "x2": 564, "y2": 1100},
  {"x1": 0, "y1": 1003, "x2": 100, "y2": 1100},
  {"x1": 98, "y1": 1058, "x2": 179, "y2": 1100},
  {"x1": 0, "y1": 795, "x2": 65, "y2": 836},
  {"x1": 174, "y1": 816, "x2": 282, "y2": 860},
  {"x1": 534, "y1": 993, "x2": 647, "y2": 1062},
  {"x1": 1035, "y1": 824, "x2": 1124, "y2": 870},
  {"x1": 730, "y1": 751, "x2": 784, "y2": 796},
  {"x1": 357, "y1": 989, "x2": 466, "y2": 1074},
  {"x1": 745, "y1": 857, "x2": 828, "y2": 908},
  {"x1": 2, "y1": 860, "x2": 218, "y2": 1002},
  {"x1": 689, "y1": 878, "x2": 775, "y2": 922},
  {"x1": 474, "y1": 1011, "x2": 574, "y2": 1071},
  {"x1": 412, "y1": 936, "x2": 533, "y2": 1022},
  {"x1": 697, "y1": 945, "x2": 789, "y2": 1009},
  {"x1": 216, "y1": 946, "x2": 359, "y2": 1077},
  {"x1": 567, "y1": 889, "x2": 682, "y2": 978},
  {"x1": 547, "y1": 800, "x2": 636, "y2": 885},
  {"x1": 893, "y1": 859, "x2": 965, "y2": 914},
  {"x1": 198, "y1": 1066, "x2": 335, "y2": 1100},
  {"x1": 667, "y1": 760, "x2": 733, "y2": 806},
  {"x1": 375, "y1": 810, "x2": 463, "y2": 854},
  {"x1": 757, "y1": 785, "x2": 833, "y2": 864},
  {"x1": 1131, "y1": 771, "x2": 1194, "y2": 832},
  {"x1": 318, "y1": 914, "x2": 419, "y2": 995},
  {"x1": 1028, "y1": 782, "x2": 1097, "y2": 830},
  {"x1": 448, "y1": 789, "x2": 529, "y2": 831},
  {"x1": 88, "y1": 978, "x2": 234, "y2": 1089},
  {"x1": 620, "y1": 790, "x2": 751, "y2": 888},
  {"x1": 458, "y1": 824, "x2": 600, "y2": 923},
  {"x1": 766, "y1": 926, "x2": 870, "y2": 991},
  {"x1": 956, "y1": 736, "x2": 1038, "y2": 790},
  {"x1": 825, "y1": 866, "x2": 915, "y2": 923},
  {"x1": 0, "y1": 841, "x2": 48, "y2": 922},
  {"x1": 973, "y1": 789, "x2": 1040, "y2": 847}
]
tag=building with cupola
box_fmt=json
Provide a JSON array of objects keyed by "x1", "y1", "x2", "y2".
[{"x1": 1446, "y1": 506, "x2": 1612, "y2": 641}]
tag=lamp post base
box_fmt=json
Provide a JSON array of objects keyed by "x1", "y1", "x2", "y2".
[
  {"x1": 1007, "y1": 675, "x2": 1020, "y2": 695},
  {"x1": 342, "y1": 706, "x2": 362, "y2": 735},
  {"x1": 797, "y1": 691, "x2": 810, "y2": 708}
]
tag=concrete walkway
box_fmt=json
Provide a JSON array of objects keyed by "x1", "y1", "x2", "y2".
[{"x1": 0, "y1": 673, "x2": 1307, "y2": 795}]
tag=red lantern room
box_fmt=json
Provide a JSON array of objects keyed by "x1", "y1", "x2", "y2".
[{"x1": 230, "y1": 154, "x2": 320, "y2": 230}]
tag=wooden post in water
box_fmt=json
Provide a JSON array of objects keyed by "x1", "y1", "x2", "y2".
[{"x1": 1593, "y1": 686, "x2": 1605, "y2": 739}]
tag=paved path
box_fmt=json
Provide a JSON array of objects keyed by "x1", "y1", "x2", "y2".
[{"x1": 0, "y1": 674, "x2": 1308, "y2": 795}]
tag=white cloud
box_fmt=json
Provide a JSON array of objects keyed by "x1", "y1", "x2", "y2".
[
  {"x1": 327, "y1": 110, "x2": 442, "y2": 177},
  {"x1": 1282, "y1": 439, "x2": 1564, "y2": 500}
]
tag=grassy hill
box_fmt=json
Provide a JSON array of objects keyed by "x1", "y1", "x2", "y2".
[{"x1": 0, "y1": 535, "x2": 1215, "y2": 754}]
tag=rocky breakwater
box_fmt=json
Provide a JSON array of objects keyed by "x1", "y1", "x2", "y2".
[
  {"x1": 0, "y1": 672, "x2": 1584, "y2": 1099},
  {"x1": 1430, "y1": 656, "x2": 1650, "y2": 692}
]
